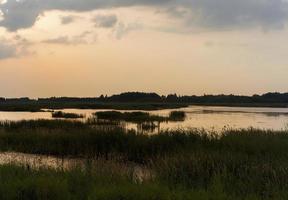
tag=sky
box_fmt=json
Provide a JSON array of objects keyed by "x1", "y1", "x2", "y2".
[{"x1": 0, "y1": 0, "x2": 287, "y2": 98}]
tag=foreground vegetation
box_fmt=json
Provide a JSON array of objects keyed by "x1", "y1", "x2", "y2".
[
  {"x1": 0, "y1": 163, "x2": 261, "y2": 200},
  {"x1": 1, "y1": 120, "x2": 288, "y2": 199}
]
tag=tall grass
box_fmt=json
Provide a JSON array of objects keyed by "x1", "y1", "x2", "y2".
[
  {"x1": 0, "y1": 163, "x2": 245, "y2": 200},
  {"x1": 168, "y1": 111, "x2": 186, "y2": 121},
  {"x1": 94, "y1": 111, "x2": 187, "y2": 123},
  {"x1": 94, "y1": 111, "x2": 167, "y2": 123},
  {"x1": 0, "y1": 120, "x2": 288, "y2": 199},
  {"x1": 0, "y1": 120, "x2": 287, "y2": 161},
  {"x1": 51, "y1": 111, "x2": 84, "y2": 119}
]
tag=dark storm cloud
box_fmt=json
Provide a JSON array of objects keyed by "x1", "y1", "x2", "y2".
[
  {"x1": 175, "y1": 0, "x2": 288, "y2": 30},
  {"x1": 0, "y1": 0, "x2": 288, "y2": 31}
]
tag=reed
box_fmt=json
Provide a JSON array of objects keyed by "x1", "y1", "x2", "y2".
[
  {"x1": 0, "y1": 120, "x2": 288, "y2": 199},
  {"x1": 51, "y1": 111, "x2": 84, "y2": 119},
  {"x1": 168, "y1": 111, "x2": 186, "y2": 121},
  {"x1": 94, "y1": 111, "x2": 167, "y2": 123}
]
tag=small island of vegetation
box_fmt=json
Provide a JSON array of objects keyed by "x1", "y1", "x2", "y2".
[
  {"x1": 94, "y1": 110, "x2": 186, "y2": 124},
  {"x1": 51, "y1": 111, "x2": 84, "y2": 119}
]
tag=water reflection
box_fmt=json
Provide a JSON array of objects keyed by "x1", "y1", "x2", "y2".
[
  {"x1": 0, "y1": 152, "x2": 81, "y2": 170},
  {"x1": 0, "y1": 106, "x2": 287, "y2": 132},
  {"x1": 0, "y1": 152, "x2": 152, "y2": 182}
]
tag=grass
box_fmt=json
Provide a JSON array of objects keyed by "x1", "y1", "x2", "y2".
[
  {"x1": 1, "y1": 120, "x2": 288, "y2": 199},
  {"x1": 94, "y1": 111, "x2": 187, "y2": 123},
  {"x1": 94, "y1": 111, "x2": 167, "y2": 123},
  {"x1": 0, "y1": 163, "x2": 251, "y2": 200},
  {"x1": 0, "y1": 120, "x2": 287, "y2": 161},
  {"x1": 168, "y1": 111, "x2": 186, "y2": 121},
  {"x1": 51, "y1": 111, "x2": 84, "y2": 119},
  {"x1": 1, "y1": 153, "x2": 288, "y2": 200}
]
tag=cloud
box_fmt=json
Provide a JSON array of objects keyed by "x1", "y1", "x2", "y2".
[
  {"x1": 0, "y1": 40, "x2": 17, "y2": 59},
  {"x1": 0, "y1": 0, "x2": 167, "y2": 31},
  {"x1": 42, "y1": 31, "x2": 93, "y2": 45},
  {"x1": 0, "y1": 9, "x2": 3, "y2": 21},
  {"x1": 0, "y1": 0, "x2": 288, "y2": 31},
  {"x1": 60, "y1": 15, "x2": 78, "y2": 25},
  {"x1": 166, "y1": 0, "x2": 288, "y2": 31},
  {"x1": 0, "y1": 36, "x2": 32, "y2": 60},
  {"x1": 114, "y1": 22, "x2": 143, "y2": 39},
  {"x1": 93, "y1": 14, "x2": 118, "y2": 28},
  {"x1": 43, "y1": 36, "x2": 71, "y2": 45}
]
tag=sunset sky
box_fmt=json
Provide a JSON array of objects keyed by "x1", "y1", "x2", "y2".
[{"x1": 0, "y1": 0, "x2": 288, "y2": 97}]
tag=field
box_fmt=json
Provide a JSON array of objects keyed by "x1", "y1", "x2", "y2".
[{"x1": 0, "y1": 119, "x2": 288, "y2": 199}]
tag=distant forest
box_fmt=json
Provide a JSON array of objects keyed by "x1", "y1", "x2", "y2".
[{"x1": 1, "y1": 92, "x2": 288, "y2": 104}]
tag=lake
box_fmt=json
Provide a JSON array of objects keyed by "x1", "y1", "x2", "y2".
[{"x1": 0, "y1": 106, "x2": 287, "y2": 132}]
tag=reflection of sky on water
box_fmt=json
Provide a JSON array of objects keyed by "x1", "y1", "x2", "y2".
[{"x1": 0, "y1": 106, "x2": 288, "y2": 132}]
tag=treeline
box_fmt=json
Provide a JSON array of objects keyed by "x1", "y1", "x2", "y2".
[{"x1": 1, "y1": 92, "x2": 288, "y2": 104}]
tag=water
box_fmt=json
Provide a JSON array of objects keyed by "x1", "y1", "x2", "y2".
[
  {"x1": 0, "y1": 152, "x2": 152, "y2": 182},
  {"x1": 0, "y1": 106, "x2": 287, "y2": 132},
  {"x1": 0, "y1": 106, "x2": 288, "y2": 170}
]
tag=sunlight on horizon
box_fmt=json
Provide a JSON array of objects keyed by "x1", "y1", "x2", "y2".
[{"x1": 0, "y1": 3, "x2": 287, "y2": 97}]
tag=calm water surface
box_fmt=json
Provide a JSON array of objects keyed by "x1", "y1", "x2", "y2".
[
  {"x1": 0, "y1": 106, "x2": 288, "y2": 169},
  {"x1": 0, "y1": 106, "x2": 287, "y2": 131}
]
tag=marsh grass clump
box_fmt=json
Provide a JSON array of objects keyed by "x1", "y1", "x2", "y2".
[
  {"x1": 168, "y1": 111, "x2": 186, "y2": 121},
  {"x1": 52, "y1": 111, "x2": 84, "y2": 119},
  {"x1": 0, "y1": 119, "x2": 86, "y2": 130},
  {"x1": 94, "y1": 111, "x2": 167, "y2": 123},
  {"x1": 94, "y1": 111, "x2": 188, "y2": 124},
  {"x1": 137, "y1": 122, "x2": 159, "y2": 132}
]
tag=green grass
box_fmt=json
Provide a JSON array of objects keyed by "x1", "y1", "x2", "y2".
[
  {"x1": 0, "y1": 164, "x2": 250, "y2": 200},
  {"x1": 1, "y1": 156, "x2": 288, "y2": 200},
  {"x1": 0, "y1": 120, "x2": 287, "y2": 162},
  {"x1": 0, "y1": 120, "x2": 288, "y2": 199},
  {"x1": 51, "y1": 111, "x2": 84, "y2": 119}
]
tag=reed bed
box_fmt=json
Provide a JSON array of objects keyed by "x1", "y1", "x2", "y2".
[
  {"x1": 168, "y1": 111, "x2": 186, "y2": 121},
  {"x1": 94, "y1": 111, "x2": 186, "y2": 123},
  {"x1": 0, "y1": 120, "x2": 287, "y2": 199},
  {"x1": 94, "y1": 111, "x2": 167, "y2": 123},
  {"x1": 51, "y1": 111, "x2": 85, "y2": 119}
]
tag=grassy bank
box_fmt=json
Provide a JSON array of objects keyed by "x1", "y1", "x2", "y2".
[{"x1": 1, "y1": 120, "x2": 288, "y2": 199}]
